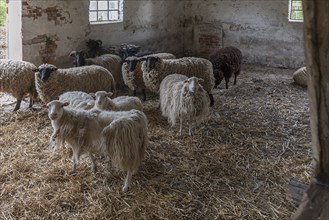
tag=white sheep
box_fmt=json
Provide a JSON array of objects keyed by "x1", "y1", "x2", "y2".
[
  {"x1": 122, "y1": 53, "x2": 176, "y2": 101},
  {"x1": 0, "y1": 59, "x2": 38, "y2": 111},
  {"x1": 35, "y1": 64, "x2": 116, "y2": 103},
  {"x1": 160, "y1": 74, "x2": 209, "y2": 136},
  {"x1": 141, "y1": 56, "x2": 215, "y2": 106},
  {"x1": 59, "y1": 91, "x2": 95, "y2": 110},
  {"x1": 70, "y1": 51, "x2": 122, "y2": 86},
  {"x1": 293, "y1": 67, "x2": 309, "y2": 87},
  {"x1": 91, "y1": 91, "x2": 143, "y2": 112},
  {"x1": 47, "y1": 100, "x2": 148, "y2": 192}
]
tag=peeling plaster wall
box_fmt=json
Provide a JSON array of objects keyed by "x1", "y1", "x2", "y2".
[
  {"x1": 185, "y1": 0, "x2": 304, "y2": 68},
  {"x1": 20, "y1": 0, "x2": 304, "y2": 68},
  {"x1": 21, "y1": 0, "x2": 184, "y2": 67}
]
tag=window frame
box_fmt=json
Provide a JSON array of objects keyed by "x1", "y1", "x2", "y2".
[
  {"x1": 89, "y1": 0, "x2": 123, "y2": 24},
  {"x1": 288, "y1": 0, "x2": 304, "y2": 22}
]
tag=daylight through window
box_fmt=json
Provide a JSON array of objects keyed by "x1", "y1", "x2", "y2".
[
  {"x1": 289, "y1": 0, "x2": 303, "y2": 22},
  {"x1": 89, "y1": 0, "x2": 123, "y2": 23}
]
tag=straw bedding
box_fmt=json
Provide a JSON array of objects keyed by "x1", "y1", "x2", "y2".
[{"x1": 0, "y1": 64, "x2": 312, "y2": 219}]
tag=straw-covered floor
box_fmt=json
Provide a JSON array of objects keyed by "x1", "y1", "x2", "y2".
[{"x1": 0, "y1": 64, "x2": 312, "y2": 219}]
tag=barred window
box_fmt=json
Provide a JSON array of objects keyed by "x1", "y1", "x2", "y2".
[
  {"x1": 289, "y1": 0, "x2": 303, "y2": 22},
  {"x1": 89, "y1": 0, "x2": 123, "y2": 23}
]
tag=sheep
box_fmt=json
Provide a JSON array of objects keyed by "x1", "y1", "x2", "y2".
[
  {"x1": 35, "y1": 64, "x2": 116, "y2": 103},
  {"x1": 59, "y1": 91, "x2": 95, "y2": 110},
  {"x1": 47, "y1": 100, "x2": 148, "y2": 192},
  {"x1": 0, "y1": 59, "x2": 38, "y2": 111},
  {"x1": 85, "y1": 39, "x2": 115, "y2": 58},
  {"x1": 122, "y1": 53, "x2": 176, "y2": 101},
  {"x1": 141, "y1": 56, "x2": 215, "y2": 106},
  {"x1": 293, "y1": 67, "x2": 309, "y2": 87},
  {"x1": 70, "y1": 51, "x2": 122, "y2": 86},
  {"x1": 208, "y1": 46, "x2": 242, "y2": 89},
  {"x1": 91, "y1": 91, "x2": 143, "y2": 112},
  {"x1": 159, "y1": 74, "x2": 209, "y2": 136}
]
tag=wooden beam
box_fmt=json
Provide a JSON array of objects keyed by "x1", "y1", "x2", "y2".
[{"x1": 294, "y1": 0, "x2": 329, "y2": 219}]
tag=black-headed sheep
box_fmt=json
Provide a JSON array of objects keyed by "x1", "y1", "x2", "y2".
[
  {"x1": 209, "y1": 46, "x2": 242, "y2": 89},
  {"x1": 122, "y1": 53, "x2": 176, "y2": 101},
  {"x1": 70, "y1": 51, "x2": 122, "y2": 85},
  {"x1": 35, "y1": 64, "x2": 116, "y2": 103}
]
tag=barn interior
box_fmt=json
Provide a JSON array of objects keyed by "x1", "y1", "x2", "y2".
[{"x1": 0, "y1": 0, "x2": 320, "y2": 219}]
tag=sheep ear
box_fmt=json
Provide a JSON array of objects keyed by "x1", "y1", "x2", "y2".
[
  {"x1": 69, "y1": 51, "x2": 77, "y2": 57},
  {"x1": 33, "y1": 68, "x2": 39, "y2": 72},
  {"x1": 89, "y1": 93, "x2": 96, "y2": 98},
  {"x1": 50, "y1": 66, "x2": 58, "y2": 71},
  {"x1": 62, "y1": 102, "x2": 69, "y2": 107},
  {"x1": 183, "y1": 79, "x2": 188, "y2": 83},
  {"x1": 139, "y1": 57, "x2": 146, "y2": 61},
  {"x1": 198, "y1": 78, "x2": 204, "y2": 83},
  {"x1": 43, "y1": 103, "x2": 48, "y2": 108},
  {"x1": 106, "y1": 92, "x2": 113, "y2": 97}
]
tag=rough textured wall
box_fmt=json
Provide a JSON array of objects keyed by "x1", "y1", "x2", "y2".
[
  {"x1": 185, "y1": 0, "x2": 304, "y2": 68},
  {"x1": 21, "y1": 0, "x2": 184, "y2": 67}
]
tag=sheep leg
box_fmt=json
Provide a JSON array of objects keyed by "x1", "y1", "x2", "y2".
[
  {"x1": 89, "y1": 153, "x2": 97, "y2": 173},
  {"x1": 188, "y1": 119, "x2": 193, "y2": 136},
  {"x1": 225, "y1": 77, "x2": 229, "y2": 89},
  {"x1": 179, "y1": 117, "x2": 183, "y2": 136},
  {"x1": 29, "y1": 96, "x2": 34, "y2": 108},
  {"x1": 13, "y1": 99, "x2": 22, "y2": 111},
  {"x1": 142, "y1": 89, "x2": 147, "y2": 101},
  {"x1": 208, "y1": 93, "x2": 214, "y2": 107},
  {"x1": 133, "y1": 90, "x2": 137, "y2": 96},
  {"x1": 122, "y1": 170, "x2": 133, "y2": 192},
  {"x1": 234, "y1": 74, "x2": 237, "y2": 85},
  {"x1": 69, "y1": 148, "x2": 80, "y2": 174}
]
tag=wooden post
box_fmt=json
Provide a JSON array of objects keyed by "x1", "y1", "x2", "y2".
[{"x1": 294, "y1": 0, "x2": 329, "y2": 219}]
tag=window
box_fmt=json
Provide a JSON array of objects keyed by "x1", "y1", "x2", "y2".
[
  {"x1": 289, "y1": 0, "x2": 303, "y2": 22},
  {"x1": 89, "y1": 0, "x2": 123, "y2": 23}
]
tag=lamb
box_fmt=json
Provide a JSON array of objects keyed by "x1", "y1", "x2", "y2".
[
  {"x1": 0, "y1": 59, "x2": 38, "y2": 111},
  {"x1": 159, "y1": 74, "x2": 210, "y2": 136},
  {"x1": 59, "y1": 91, "x2": 95, "y2": 110},
  {"x1": 91, "y1": 91, "x2": 143, "y2": 112},
  {"x1": 122, "y1": 53, "x2": 176, "y2": 101},
  {"x1": 208, "y1": 46, "x2": 242, "y2": 89},
  {"x1": 141, "y1": 56, "x2": 215, "y2": 106},
  {"x1": 293, "y1": 67, "x2": 309, "y2": 87},
  {"x1": 35, "y1": 63, "x2": 116, "y2": 103},
  {"x1": 70, "y1": 51, "x2": 122, "y2": 86},
  {"x1": 47, "y1": 100, "x2": 148, "y2": 192}
]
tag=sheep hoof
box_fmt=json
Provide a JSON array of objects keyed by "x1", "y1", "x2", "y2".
[
  {"x1": 122, "y1": 185, "x2": 129, "y2": 193},
  {"x1": 69, "y1": 170, "x2": 76, "y2": 175}
]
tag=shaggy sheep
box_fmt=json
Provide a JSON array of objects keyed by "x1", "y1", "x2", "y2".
[
  {"x1": 122, "y1": 53, "x2": 176, "y2": 101},
  {"x1": 0, "y1": 59, "x2": 38, "y2": 111},
  {"x1": 70, "y1": 51, "x2": 122, "y2": 86},
  {"x1": 91, "y1": 91, "x2": 143, "y2": 112},
  {"x1": 35, "y1": 64, "x2": 116, "y2": 103},
  {"x1": 209, "y1": 46, "x2": 242, "y2": 89},
  {"x1": 293, "y1": 67, "x2": 309, "y2": 87},
  {"x1": 47, "y1": 100, "x2": 148, "y2": 192},
  {"x1": 59, "y1": 91, "x2": 95, "y2": 110},
  {"x1": 141, "y1": 56, "x2": 215, "y2": 106},
  {"x1": 159, "y1": 74, "x2": 209, "y2": 136}
]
